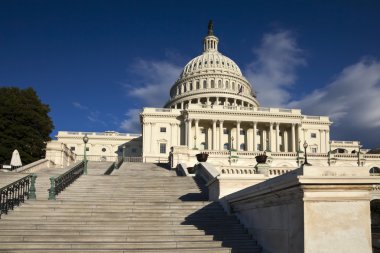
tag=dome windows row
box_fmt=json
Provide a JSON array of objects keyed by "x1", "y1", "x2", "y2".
[{"x1": 172, "y1": 79, "x2": 249, "y2": 97}]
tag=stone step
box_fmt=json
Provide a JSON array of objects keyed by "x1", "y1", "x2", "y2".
[{"x1": 0, "y1": 248, "x2": 233, "y2": 253}]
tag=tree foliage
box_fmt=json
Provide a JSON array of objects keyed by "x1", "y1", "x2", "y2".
[{"x1": 0, "y1": 87, "x2": 54, "y2": 164}]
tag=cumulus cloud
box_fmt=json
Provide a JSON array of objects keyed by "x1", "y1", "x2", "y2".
[
  {"x1": 120, "y1": 109, "x2": 142, "y2": 133},
  {"x1": 120, "y1": 59, "x2": 182, "y2": 132},
  {"x1": 245, "y1": 31, "x2": 306, "y2": 107},
  {"x1": 125, "y1": 59, "x2": 182, "y2": 107},
  {"x1": 289, "y1": 59, "x2": 380, "y2": 147}
]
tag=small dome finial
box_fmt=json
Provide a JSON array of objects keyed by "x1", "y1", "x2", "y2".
[{"x1": 207, "y1": 20, "x2": 214, "y2": 36}]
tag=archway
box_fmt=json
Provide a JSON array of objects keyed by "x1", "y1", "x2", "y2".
[{"x1": 370, "y1": 167, "x2": 380, "y2": 176}]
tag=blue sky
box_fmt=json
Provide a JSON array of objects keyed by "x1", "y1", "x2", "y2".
[{"x1": 1, "y1": 0, "x2": 380, "y2": 148}]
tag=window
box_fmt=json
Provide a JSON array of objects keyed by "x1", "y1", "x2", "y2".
[
  {"x1": 70, "y1": 147, "x2": 75, "y2": 151},
  {"x1": 311, "y1": 133, "x2": 317, "y2": 138},
  {"x1": 86, "y1": 147, "x2": 89, "y2": 151},
  {"x1": 223, "y1": 128, "x2": 229, "y2": 134},
  {"x1": 240, "y1": 130, "x2": 245, "y2": 135},
  {"x1": 160, "y1": 143, "x2": 166, "y2": 154},
  {"x1": 196, "y1": 82, "x2": 200, "y2": 89},
  {"x1": 203, "y1": 80, "x2": 207, "y2": 89},
  {"x1": 311, "y1": 147, "x2": 317, "y2": 153},
  {"x1": 101, "y1": 148, "x2": 106, "y2": 152},
  {"x1": 160, "y1": 127, "x2": 166, "y2": 133},
  {"x1": 189, "y1": 82, "x2": 193, "y2": 90},
  {"x1": 240, "y1": 143, "x2": 246, "y2": 151},
  {"x1": 232, "y1": 82, "x2": 235, "y2": 90},
  {"x1": 223, "y1": 143, "x2": 230, "y2": 150},
  {"x1": 218, "y1": 80, "x2": 222, "y2": 88},
  {"x1": 226, "y1": 81, "x2": 229, "y2": 89},
  {"x1": 257, "y1": 144, "x2": 262, "y2": 151},
  {"x1": 211, "y1": 80, "x2": 215, "y2": 88}
]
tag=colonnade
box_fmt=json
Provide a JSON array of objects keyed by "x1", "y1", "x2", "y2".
[{"x1": 184, "y1": 119, "x2": 330, "y2": 153}]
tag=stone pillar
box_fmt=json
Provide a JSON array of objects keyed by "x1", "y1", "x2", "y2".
[
  {"x1": 236, "y1": 121, "x2": 240, "y2": 151},
  {"x1": 326, "y1": 130, "x2": 330, "y2": 151},
  {"x1": 150, "y1": 123, "x2": 155, "y2": 153},
  {"x1": 184, "y1": 120, "x2": 188, "y2": 146},
  {"x1": 188, "y1": 119, "x2": 193, "y2": 149},
  {"x1": 219, "y1": 121, "x2": 224, "y2": 150},
  {"x1": 262, "y1": 129, "x2": 267, "y2": 151},
  {"x1": 195, "y1": 119, "x2": 199, "y2": 149},
  {"x1": 212, "y1": 120, "x2": 217, "y2": 150},
  {"x1": 284, "y1": 130, "x2": 288, "y2": 152},
  {"x1": 216, "y1": 97, "x2": 219, "y2": 105},
  {"x1": 170, "y1": 123, "x2": 174, "y2": 148},
  {"x1": 319, "y1": 130, "x2": 323, "y2": 153},
  {"x1": 297, "y1": 124, "x2": 302, "y2": 151},
  {"x1": 181, "y1": 101, "x2": 184, "y2": 109},
  {"x1": 177, "y1": 123, "x2": 180, "y2": 146},
  {"x1": 253, "y1": 122, "x2": 257, "y2": 151},
  {"x1": 276, "y1": 123, "x2": 280, "y2": 152},
  {"x1": 234, "y1": 98, "x2": 237, "y2": 106},
  {"x1": 269, "y1": 123, "x2": 273, "y2": 152},
  {"x1": 291, "y1": 124, "x2": 296, "y2": 152}
]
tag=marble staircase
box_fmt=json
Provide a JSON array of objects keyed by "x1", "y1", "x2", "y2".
[{"x1": 0, "y1": 162, "x2": 261, "y2": 252}]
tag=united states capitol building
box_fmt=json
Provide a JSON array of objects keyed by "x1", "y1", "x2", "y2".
[{"x1": 46, "y1": 22, "x2": 380, "y2": 172}]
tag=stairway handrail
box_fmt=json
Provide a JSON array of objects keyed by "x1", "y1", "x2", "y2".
[
  {"x1": 104, "y1": 162, "x2": 116, "y2": 175},
  {"x1": 0, "y1": 173, "x2": 37, "y2": 218},
  {"x1": 48, "y1": 161, "x2": 84, "y2": 200}
]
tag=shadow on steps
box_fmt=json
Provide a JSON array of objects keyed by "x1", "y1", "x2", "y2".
[
  {"x1": 179, "y1": 176, "x2": 208, "y2": 201},
  {"x1": 181, "y1": 202, "x2": 261, "y2": 253}
]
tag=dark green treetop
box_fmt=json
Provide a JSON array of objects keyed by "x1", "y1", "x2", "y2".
[{"x1": 0, "y1": 87, "x2": 54, "y2": 164}]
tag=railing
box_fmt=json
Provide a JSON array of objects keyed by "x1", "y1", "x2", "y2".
[
  {"x1": 124, "y1": 156, "x2": 143, "y2": 163},
  {"x1": 0, "y1": 174, "x2": 36, "y2": 218},
  {"x1": 220, "y1": 167, "x2": 256, "y2": 175},
  {"x1": 104, "y1": 162, "x2": 116, "y2": 175},
  {"x1": 48, "y1": 161, "x2": 84, "y2": 200}
]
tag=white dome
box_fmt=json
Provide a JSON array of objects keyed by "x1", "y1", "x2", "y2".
[
  {"x1": 165, "y1": 22, "x2": 259, "y2": 109},
  {"x1": 180, "y1": 51, "x2": 243, "y2": 78}
]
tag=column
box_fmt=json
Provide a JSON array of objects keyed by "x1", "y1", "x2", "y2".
[
  {"x1": 319, "y1": 130, "x2": 323, "y2": 153},
  {"x1": 326, "y1": 130, "x2": 330, "y2": 151},
  {"x1": 150, "y1": 123, "x2": 155, "y2": 153},
  {"x1": 188, "y1": 119, "x2": 193, "y2": 149},
  {"x1": 297, "y1": 124, "x2": 302, "y2": 151},
  {"x1": 142, "y1": 122, "x2": 147, "y2": 153},
  {"x1": 181, "y1": 101, "x2": 184, "y2": 109},
  {"x1": 177, "y1": 123, "x2": 180, "y2": 146},
  {"x1": 253, "y1": 122, "x2": 257, "y2": 151},
  {"x1": 236, "y1": 121, "x2": 240, "y2": 150},
  {"x1": 269, "y1": 123, "x2": 273, "y2": 151},
  {"x1": 291, "y1": 124, "x2": 296, "y2": 152},
  {"x1": 216, "y1": 97, "x2": 219, "y2": 105},
  {"x1": 234, "y1": 98, "x2": 237, "y2": 106},
  {"x1": 275, "y1": 123, "x2": 280, "y2": 152},
  {"x1": 284, "y1": 130, "x2": 288, "y2": 152},
  {"x1": 185, "y1": 120, "x2": 188, "y2": 146},
  {"x1": 195, "y1": 119, "x2": 199, "y2": 149},
  {"x1": 262, "y1": 129, "x2": 267, "y2": 151},
  {"x1": 219, "y1": 121, "x2": 224, "y2": 150},
  {"x1": 170, "y1": 123, "x2": 173, "y2": 148},
  {"x1": 212, "y1": 120, "x2": 217, "y2": 150}
]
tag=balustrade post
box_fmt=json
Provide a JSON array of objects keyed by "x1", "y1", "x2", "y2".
[
  {"x1": 28, "y1": 174, "x2": 37, "y2": 200},
  {"x1": 48, "y1": 177, "x2": 56, "y2": 200}
]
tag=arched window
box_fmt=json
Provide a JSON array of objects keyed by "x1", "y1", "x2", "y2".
[
  {"x1": 189, "y1": 82, "x2": 192, "y2": 91},
  {"x1": 196, "y1": 81, "x2": 200, "y2": 89},
  {"x1": 226, "y1": 81, "x2": 229, "y2": 89},
  {"x1": 223, "y1": 143, "x2": 230, "y2": 150},
  {"x1": 240, "y1": 143, "x2": 246, "y2": 151},
  {"x1": 183, "y1": 84, "x2": 187, "y2": 92},
  {"x1": 211, "y1": 80, "x2": 215, "y2": 88},
  {"x1": 218, "y1": 80, "x2": 222, "y2": 88},
  {"x1": 177, "y1": 86, "x2": 181, "y2": 95},
  {"x1": 203, "y1": 80, "x2": 207, "y2": 89},
  {"x1": 370, "y1": 167, "x2": 380, "y2": 175},
  {"x1": 232, "y1": 82, "x2": 235, "y2": 90}
]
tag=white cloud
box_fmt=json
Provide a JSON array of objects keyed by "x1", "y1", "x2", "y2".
[
  {"x1": 119, "y1": 59, "x2": 182, "y2": 132},
  {"x1": 289, "y1": 59, "x2": 380, "y2": 147},
  {"x1": 245, "y1": 31, "x2": 306, "y2": 107},
  {"x1": 73, "y1": 102, "x2": 88, "y2": 110},
  {"x1": 120, "y1": 109, "x2": 142, "y2": 133},
  {"x1": 126, "y1": 59, "x2": 182, "y2": 107}
]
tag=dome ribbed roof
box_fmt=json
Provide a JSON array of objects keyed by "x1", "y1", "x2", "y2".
[{"x1": 180, "y1": 51, "x2": 243, "y2": 78}]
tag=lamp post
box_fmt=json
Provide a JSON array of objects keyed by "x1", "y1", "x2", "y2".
[
  {"x1": 303, "y1": 141, "x2": 311, "y2": 166},
  {"x1": 231, "y1": 136, "x2": 234, "y2": 150},
  {"x1": 83, "y1": 134, "x2": 89, "y2": 175}
]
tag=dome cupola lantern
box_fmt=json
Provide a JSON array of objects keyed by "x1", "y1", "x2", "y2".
[{"x1": 204, "y1": 20, "x2": 219, "y2": 52}]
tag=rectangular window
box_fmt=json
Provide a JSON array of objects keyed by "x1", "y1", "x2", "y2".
[
  {"x1": 311, "y1": 133, "x2": 317, "y2": 138},
  {"x1": 160, "y1": 127, "x2": 166, "y2": 133},
  {"x1": 240, "y1": 130, "x2": 245, "y2": 135},
  {"x1": 86, "y1": 147, "x2": 89, "y2": 151},
  {"x1": 311, "y1": 147, "x2": 317, "y2": 153},
  {"x1": 257, "y1": 144, "x2": 262, "y2": 151},
  {"x1": 160, "y1": 143, "x2": 166, "y2": 154},
  {"x1": 223, "y1": 128, "x2": 229, "y2": 134},
  {"x1": 70, "y1": 147, "x2": 75, "y2": 151}
]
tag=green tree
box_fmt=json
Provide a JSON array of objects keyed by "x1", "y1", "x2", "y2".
[{"x1": 0, "y1": 87, "x2": 54, "y2": 164}]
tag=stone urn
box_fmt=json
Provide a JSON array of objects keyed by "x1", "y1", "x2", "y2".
[
  {"x1": 196, "y1": 153, "x2": 209, "y2": 162},
  {"x1": 255, "y1": 154, "x2": 268, "y2": 164}
]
